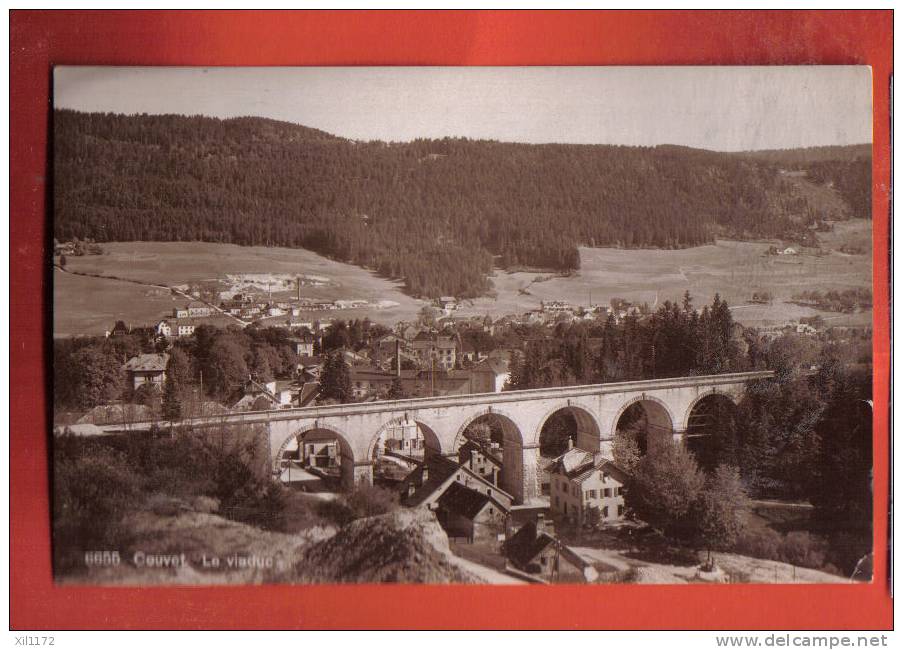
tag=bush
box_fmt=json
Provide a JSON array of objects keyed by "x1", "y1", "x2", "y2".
[
  {"x1": 779, "y1": 531, "x2": 828, "y2": 569},
  {"x1": 53, "y1": 442, "x2": 142, "y2": 573},
  {"x1": 317, "y1": 483, "x2": 399, "y2": 527},
  {"x1": 734, "y1": 526, "x2": 782, "y2": 561},
  {"x1": 734, "y1": 527, "x2": 834, "y2": 573}
]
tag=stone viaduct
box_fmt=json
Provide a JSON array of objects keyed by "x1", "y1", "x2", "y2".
[{"x1": 98, "y1": 371, "x2": 772, "y2": 504}]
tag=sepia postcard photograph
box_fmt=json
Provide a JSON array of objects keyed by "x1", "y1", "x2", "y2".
[{"x1": 49, "y1": 65, "x2": 874, "y2": 587}]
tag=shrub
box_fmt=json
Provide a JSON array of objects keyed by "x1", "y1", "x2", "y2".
[
  {"x1": 53, "y1": 442, "x2": 142, "y2": 573},
  {"x1": 734, "y1": 527, "x2": 834, "y2": 572},
  {"x1": 779, "y1": 532, "x2": 828, "y2": 570},
  {"x1": 734, "y1": 526, "x2": 783, "y2": 560},
  {"x1": 317, "y1": 483, "x2": 399, "y2": 527}
]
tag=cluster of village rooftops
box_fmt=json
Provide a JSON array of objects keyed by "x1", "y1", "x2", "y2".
[
  {"x1": 281, "y1": 424, "x2": 630, "y2": 583},
  {"x1": 94, "y1": 281, "x2": 842, "y2": 426},
  {"x1": 104, "y1": 296, "x2": 645, "y2": 415}
]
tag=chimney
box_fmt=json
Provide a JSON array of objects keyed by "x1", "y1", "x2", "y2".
[
  {"x1": 297, "y1": 277, "x2": 302, "y2": 302},
  {"x1": 395, "y1": 339, "x2": 401, "y2": 377},
  {"x1": 407, "y1": 483, "x2": 416, "y2": 498},
  {"x1": 567, "y1": 438, "x2": 574, "y2": 450},
  {"x1": 420, "y1": 464, "x2": 429, "y2": 486},
  {"x1": 536, "y1": 513, "x2": 545, "y2": 535}
]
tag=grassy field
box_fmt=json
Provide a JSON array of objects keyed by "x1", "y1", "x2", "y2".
[
  {"x1": 54, "y1": 242, "x2": 426, "y2": 336},
  {"x1": 54, "y1": 220, "x2": 873, "y2": 336},
  {"x1": 458, "y1": 219, "x2": 873, "y2": 328}
]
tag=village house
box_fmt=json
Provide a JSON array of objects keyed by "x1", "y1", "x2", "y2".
[
  {"x1": 283, "y1": 318, "x2": 315, "y2": 331},
  {"x1": 411, "y1": 331, "x2": 436, "y2": 365},
  {"x1": 295, "y1": 381, "x2": 321, "y2": 408},
  {"x1": 172, "y1": 319, "x2": 196, "y2": 338},
  {"x1": 400, "y1": 454, "x2": 515, "y2": 512},
  {"x1": 339, "y1": 348, "x2": 371, "y2": 366},
  {"x1": 541, "y1": 300, "x2": 572, "y2": 314},
  {"x1": 437, "y1": 296, "x2": 458, "y2": 313},
  {"x1": 157, "y1": 318, "x2": 197, "y2": 338},
  {"x1": 188, "y1": 301, "x2": 214, "y2": 317},
  {"x1": 503, "y1": 515, "x2": 597, "y2": 582},
  {"x1": 402, "y1": 368, "x2": 473, "y2": 398},
  {"x1": 412, "y1": 332, "x2": 460, "y2": 370},
  {"x1": 296, "y1": 355, "x2": 324, "y2": 382},
  {"x1": 470, "y1": 357, "x2": 510, "y2": 393},
  {"x1": 435, "y1": 482, "x2": 508, "y2": 543},
  {"x1": 106, "y1": 320, "x2": 132, "y2": 338},
  {"x1": 547, "y1": 447, "x2": 629, "y2": 527},
  {"x1": 155, "y1": 319, "x2": 172, "y2": 337},
  {"x1": 76, "y1": 403, "x2": 153, "y2": 425},
  {"x1": 180, "y1": 400, "x2": 229, "y2": 418},
  {"x1": 399, "y1": 455, "x2": 514, "y2": 543},
  {"x1": 459, "y1": 340, "x2": 489, "y2": 365},
  {"x1": 299, "y1": 439, "x2": 338, "y2": 469},
  {"x1": 434, "y1": 336, "x2": 459, "y2": 369},
  {"x1": 231, "y1": 378, "x2": 294, "y2": 411},
  {"x1": 288, "y1": 332, "x2": 316, "y2": 357},
  {"x1": 457, "y1": 438, "x2": 503, "y2": 486},
  {"x1": 122, "y1": 353, "x2": 169, "y2": 391},
  {"x1": 349, "y1": 367, "x2": 397, "y2": 400},
  {"x1": 378, "y1": 419, "x2": 426, "y2": 458}
]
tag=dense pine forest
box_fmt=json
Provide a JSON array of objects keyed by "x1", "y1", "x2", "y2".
[{"x1": 54, "y1": 110, "x2": 871, "y2": 298}]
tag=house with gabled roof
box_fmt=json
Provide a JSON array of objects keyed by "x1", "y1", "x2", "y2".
[
  {"x1": 470, "y1": 357, "x2": 510, "y2": 393},
  {"x1": 457, "y1": 438, "x2": 503, "y2": 486},
  {"x1": 503, "y1": 515, "x2": 597, "y2": 582},
  {"x1": 399, "y1": 454, "x2": 513, "y2": 543},
  {"x1": 435, "y1": 482, "x2": 508, "y2": 543},
  {"x1": 122, "y1": 353, "x2": 169, "y2": 391},
  {"x1": 399, "y1": 454, "x2": 514, "y2": 512},
  {"x1": 547, "y1": 447, "x2": 630, "y2": 526},
  {"x1": 76, "y1": 403, "x2": 153, "y2": 425},
  {"x1": 231, "y1": 378, "x2": 292, "y2": 411}
]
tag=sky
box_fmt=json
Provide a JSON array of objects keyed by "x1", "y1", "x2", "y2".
[{"x1": 54, "y1": 66, "x2": 872, "y2": 151}]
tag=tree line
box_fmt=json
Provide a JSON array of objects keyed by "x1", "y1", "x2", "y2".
[
  {"x1": 506, "y1": 293, "x2": 745, "y2": 389},
  {"x1": 54, "y1": 110, "x2": 870, "y2": 297}
]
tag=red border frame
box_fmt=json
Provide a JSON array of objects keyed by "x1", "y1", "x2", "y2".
[{"x1": 10, "y1": 10, "x2": 893, "y2": 630}]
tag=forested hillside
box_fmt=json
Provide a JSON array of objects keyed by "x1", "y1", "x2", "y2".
[{"x1": 54, "y1": 110, "x2": 871, "y2": 298}]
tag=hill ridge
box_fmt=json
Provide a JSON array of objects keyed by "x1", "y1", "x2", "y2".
[{"x1": 53, "y1": 109, "x2": 871, "y2": 298}]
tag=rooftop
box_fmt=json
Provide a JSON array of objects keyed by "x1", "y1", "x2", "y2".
[
  {"x1": 547, "y1": 448, "x2": 630, "y2": 485},
  {"x1": 436, "y1": 482, "x2": 507, "y2": 520},
  {"x1": 122, "y1": 353, "x2": 169, "y2": 373}
]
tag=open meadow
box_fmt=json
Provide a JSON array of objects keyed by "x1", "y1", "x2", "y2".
[
  {"x1": 54, "y1": 220, "x2": 872, "y2": 336},
  {"x1": 54, "y1": 242, "x2": 426, "y2": 336},
  {"x1": 458, "y1": 219, "x2": 873, "y2": 328}
]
